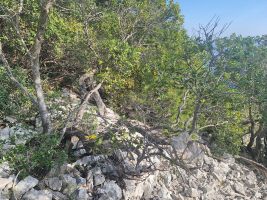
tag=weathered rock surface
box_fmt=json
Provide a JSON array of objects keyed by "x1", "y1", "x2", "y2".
[
  {"x1": 13, "y1": 176, "x2": 39, "y2": 199},
  {"x1": 45, "y1": 177, "x2": 62, "y2": 191},
  {"x1": 22, "y1": 189, "x2": 52, "y2": 200},
  {"x1": 98, "y1": 181, "x2": 122, "y2": 200},
  {"x1": 1, "y1": 103, "x2": 267, "y2": 200}
]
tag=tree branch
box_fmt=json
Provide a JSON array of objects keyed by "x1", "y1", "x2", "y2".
[
  {"x1": 74, "y1": 83, "x2": 102, "y2": 126},
  {"x1": 176, "y1": 90, "x2": 189, "y2": 124}
]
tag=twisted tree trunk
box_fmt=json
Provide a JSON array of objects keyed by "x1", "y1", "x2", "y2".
[
  {"x1": 28, "y1": 0, "x2": 54, "y2": 134},
  {"x1": 0, "y1": 0, "x2": 54, "y2": 134}
]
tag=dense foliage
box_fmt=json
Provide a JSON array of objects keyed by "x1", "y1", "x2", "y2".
[{"x1": 0, "y1": 0, "x2": 267, "y2": 166}]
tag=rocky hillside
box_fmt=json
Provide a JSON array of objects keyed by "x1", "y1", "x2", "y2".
[{"x1": 0, "y1": 101, "x2": 267, "y2": 200}]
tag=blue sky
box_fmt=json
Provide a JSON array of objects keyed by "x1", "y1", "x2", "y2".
[{"x1": 177, "y1": 0, "x2": 267, "y2": 36}]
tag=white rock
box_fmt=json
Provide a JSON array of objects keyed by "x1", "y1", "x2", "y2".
[
  {"x1": 212, "y1": 162, "x2": 230, "y2": 182},
  {"x1": 75, "y1": 188, "x2": 89, "y2": 200},
  {"x1": 171, "y1": 132, "x2": 190, "y2": 154},
  {"x1": 0, "y1": 176, "x2": 14, "y2": 190},
  {"x1": 74, "y1": 155, "x2": 106, "y2": 166},
  {"x1": 220, "y1": 185, "x2": 236, "y2": 196},
  {"x1": 182, "y1": 142, "x2": 205, "y2": 166},
  {"x1": 92, "y1": 167, "x2": 102, "y2": 175},
  {"x1": 76, "y1": 176, "x2": 86, "y2": 187},
  {"x1": 0, "y1": 162, "x2": 11, "y2": 178},
  {"x1": 13, "y1": 176, "x2": 39, "y2": 199},
  {"x1": 70, "y1": 136, "x2": 80, "y2": 150},
  {"x1": 157, "y1": 184, "x2": 172, "y2": 200},
  {"x1": 49, "y1": 190, "x2": 68, "y2": 200},
  {"x1": 222, "y1": 153, "x2": 235, "y2": 164},
  {"x1": 22, "y1": 189, "x2": 52, "y2": 200},
  {"x1": 123, "y1": 179, "x2": 144, "y2": 199},
  {"x1": 0, "y1": 127, "x2": 10, "y2": 141},
  {"x1": 98, "y1": 181, "x2": 122, "y2": 200},
  {"x1": 45, "y1": 177, "x2": 62, "y2": 191},
  {"x1": 61, "y1": 174, "x2": 77, "y2": 195},
  {"x1": 142, "y1": 178, "x2": 156, "y2": 198},
  {"x1": 233, "y1": 182, "x2": 246, "y2": 195},
  {"x1": 86, "y1": 170, "x2": 94, "y2": 192},
  {"x1": 161, "y1": 172, "x2": 172, "y2": 186},
  {"x1": 5, "y1": 116, "x2": 17, "y2": 123},
  {"x1": 185, "y1": 188, "x2": 199, "y2": 198},
  {"x1": 94, "y1": 174, "x2": 105, "y2": 186},
  {"x1": 0, "y1": 189, "x2": 10, "y2": 200}
]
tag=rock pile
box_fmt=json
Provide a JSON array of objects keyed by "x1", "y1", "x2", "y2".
[
  {"x1": 0, "y1": 134, "x2": 266, "y2": 199},
  {"x1": 1, "y1": 105, "x2": 267, "y2": 199}
]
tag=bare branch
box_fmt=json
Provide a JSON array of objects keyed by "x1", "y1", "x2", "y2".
[
  {"x1": 176, "y1": 90, "x2": 189, "y2": 124},
  {"x1": 74, "y1": 83, "x2": 102, "y2": 126},
  {"x1": 197, "y1": 121, "x2": 229, "y2": 132},
  {"x1": 189, "y1": 97, "x2": 202, "y2": 135}
]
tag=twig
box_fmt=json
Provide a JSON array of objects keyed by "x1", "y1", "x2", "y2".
[
  {"x1": 59, "y1": 83, "x2": 102, "y2": 143},
  {"x1": 12, "y1": 170, "x2": 21, "y2": 200}
]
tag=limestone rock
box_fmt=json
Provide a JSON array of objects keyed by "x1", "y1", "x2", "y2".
[
  {"x1": 22, "y1": 189, "x2": 52, "y2": 200},
  {"x1": 49, "y1": 190, "x2": 68, "y2": 200},
  {"x1": 45, "y1": 177, "x2": 62, "y2": 191},
  {"x1": 98, "y1": 181, "x2": 122, "y2": 200},
  {"x1": 75, "y1": 188, "x2": 89, "y2": 200},
  {"x1": 0, "y1": 176, "x2": 14, "y2": 190},
  {"x1": 76, "y1": 176, "x2": 86, "y2": 187},
  {"x1": 0, "y1": 162, "x2": 11, "y2": 178},
  {"x1": 0, "y1": 189, "x2": 10, "y2": 200},
  {"x1": 91, "y1": 167, "x2": 105, "y2": 186},
  {"x1": 86, "y1": 170, "x2": 94, "y2": 192},
  {"x1": 13, "y1": 176, "x2": 39, "y2": 199},
  {"x1": 185, "y1": 188, "x2": 199, "y2": 198},
  {"x1": 94, "y1": 174, "x2": 105, "y2": 186},
  {"x1": 171, "y1": 132, "x2": 190, "y2": 154},
  {"x1": 0, "y1": 126, "x2": 10, "y2": 141},
  {"x1": 61, "y1": 174, "x2": 77, "y2": 195},
  {"x1": 5, "y1": 116, "x2": 17, "y2": 124},
  {"x1": 233, "y1": 182, "x2": 246, "y2": 195},
  {"x1": 123, "y1": 179, "x2": 144, "y2": 200},
  {"x1": 74, "y1": 155, "x2": 106, "y2": 166}
]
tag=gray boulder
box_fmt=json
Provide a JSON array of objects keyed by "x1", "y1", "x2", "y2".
[
  {"x1": 45, "y1": 177, "x2": 62, "y2": 191},
  {"x1": 22, "y1": 189, "x2": 52, "y2": 200},
  {"x1": 0, "y1": 176, "x2": 14, "y2": 190},
  {"x1": 0, "y1": 162, "x2": 12, "y2": 178},
  {"x1": 98, "y1": 181, "x2": 122, "y2": 200},
  {"x1": 75, "y1": 188, "x2": 89, "y2": 200},
  {"x1": 61, "y1": 174, "x2": 77, "y2": 196},
  {"x1": 171, "y1": 132, "x2": 190, "y2": 154},
  {"x1": 13, "y1": 176, "x2": 39, "y2": 199}
]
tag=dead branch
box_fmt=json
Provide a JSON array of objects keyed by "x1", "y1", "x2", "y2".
[
  {"x1": 188, "y1": 97, "x2": 202, "y2": 135},
  {"x1": 74, "y1": 83, "x2": 102, "y2": 126},
  {"x1": 176, "y1": 89, "x2": 189, "y2": 124},
  {"x1": 197, "y1": 121, "x2": 229, "y2": 132},
  {"x1": 92, "y1": 90, "x2": 107, "y2": 116}
]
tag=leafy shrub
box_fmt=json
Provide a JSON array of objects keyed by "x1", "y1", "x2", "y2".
[
  {"x1": 1, "y1": 134, "x2": 68, "y2": 179},
  {"x1": 0, "y1": 67, "x2": 34, "y2": 118},
  {"x1": 211, "y1": 125, "x2": 244, "y2": 155}
]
